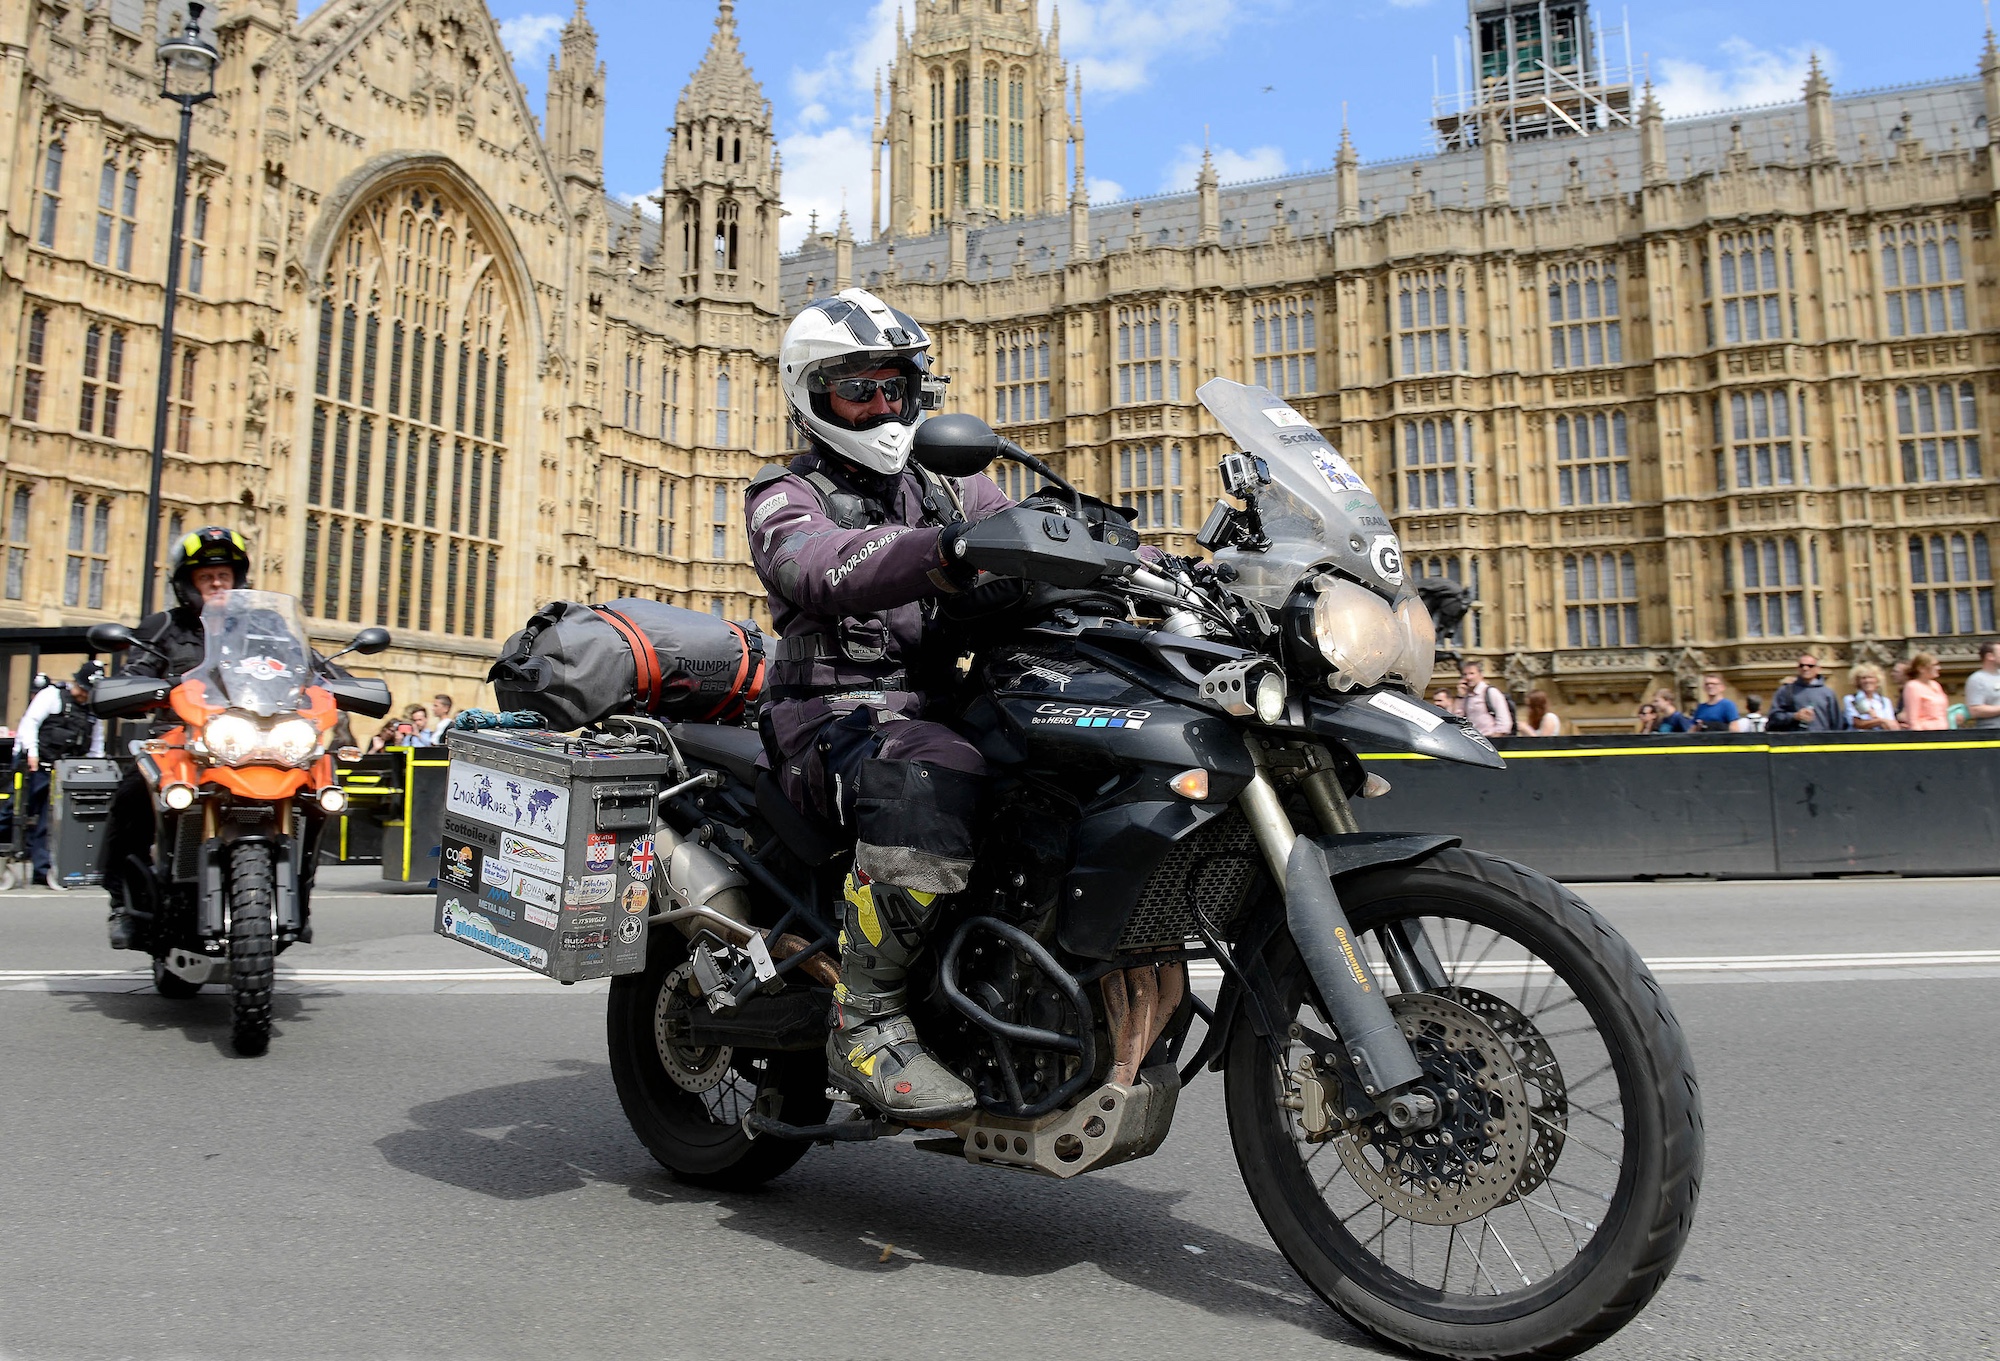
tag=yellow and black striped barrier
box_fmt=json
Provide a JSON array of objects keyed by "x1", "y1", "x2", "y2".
[{"x1": 1350, "y1": 728, "x2": 2000, "y2": 879}]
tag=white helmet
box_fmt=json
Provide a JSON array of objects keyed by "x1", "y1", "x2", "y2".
[{"x1": 780, "y1": 288, "x2": 940, "y2": 475}]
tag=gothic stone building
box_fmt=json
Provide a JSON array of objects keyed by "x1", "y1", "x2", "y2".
[
  {"x1": 794, "y1": 6, "x2": 2000, "y2": 728},
  {"x1": 6, "y1": 0, "x2": 1999, "y2": 728},
  {"x1": 1, "y1": 0, "x2": 778, "y2": 714}
]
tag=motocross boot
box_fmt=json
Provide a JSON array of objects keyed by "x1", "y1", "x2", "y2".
[
  {"x1": 826, "y1": 872, "x2": 977, "y2": 1120},
  {"x1": 106, "y1": 905, "x2": 139, "y2": 951}
]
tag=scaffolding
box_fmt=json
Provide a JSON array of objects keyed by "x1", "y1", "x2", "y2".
[{"x1": 1431, "y1": 0, "x2": 1635, "y2": 151}]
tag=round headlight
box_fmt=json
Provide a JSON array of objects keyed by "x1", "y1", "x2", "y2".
[
  {"x1": 1310, "y1": 577, "x2": 1404, "y2": 691},
  {"x1": 317, "y1": 786, "x2": 349, "y2": 814},
  {"x1": 1254, "y1": 671, "x2": 1287, "y2": 725},
  {"x1": 203, "y1": 714, "x2": 260, "y2": 764},
  {"x1": 161, "y1": 782, "x2": 197, "y2": 811},
  {"x1": 1389, "y1": 593, "x2": 1438, "y2": 693},
  {"x1": 268, "y1": 718, "x2": 320, "y2": 766}
]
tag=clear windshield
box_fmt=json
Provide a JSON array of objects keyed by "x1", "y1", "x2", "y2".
[
  {"x1": 1197, "y1": 377, "x2": 1407, "y2": 608},
  {"x1": 195, "y1": 590, "x2": 315, "y2": 716}
]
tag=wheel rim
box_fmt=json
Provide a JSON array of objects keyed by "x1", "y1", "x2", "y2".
[
  {"x1": 1270, "y1": 910, "x2": 1627, "y2": 1303},
  {"x1": 651, "y1": 961, "x2": 768, "y2": 1129}
]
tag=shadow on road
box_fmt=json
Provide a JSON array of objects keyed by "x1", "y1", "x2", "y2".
[
  {"x1": 376, "y1": 1062, "x2": 1382, "y2": 1348},
  {"x1": 62, "y1": 988, "x2": 316, "y2": 1058}
]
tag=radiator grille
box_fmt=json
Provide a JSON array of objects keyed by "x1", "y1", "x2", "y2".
[
  {"x1": 171, "y1": 811, "x2": 203, "y2": 882},
  {"x1": 1117, "y1": 809, "x2": 1263, "y2": 951}
]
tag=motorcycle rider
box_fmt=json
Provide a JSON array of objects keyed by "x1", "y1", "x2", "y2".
[
  {"x1": 746, "y1": 288, "x2": 1013, "y2": 1120},
  {"x1": 100, "y1": 527, "x2": 251, "y2": 949},
  {"x1": 16, "y1": 661, "x2": 106, "y2": 886}
]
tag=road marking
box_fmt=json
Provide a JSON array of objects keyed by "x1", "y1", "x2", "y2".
[{"x1": 4, "y1": 949, "x2": 2000, "y2": 995}]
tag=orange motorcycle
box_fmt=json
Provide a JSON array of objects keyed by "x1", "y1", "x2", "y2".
[{"x1": 89, "y1": 590, "x2": 390, "y2": 1055}]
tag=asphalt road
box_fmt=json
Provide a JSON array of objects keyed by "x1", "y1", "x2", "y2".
[{"x1": 2, "y1": 870, "x2": 1997, "y2": 1360}]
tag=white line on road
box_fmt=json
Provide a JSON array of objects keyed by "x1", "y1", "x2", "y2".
[{"x1": 4, "y1": 949, "x2": 2000, "y2": 994}]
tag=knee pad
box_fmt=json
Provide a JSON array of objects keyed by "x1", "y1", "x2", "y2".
[{"x1": 852, "y1": 758, "x2": 982, "y2": 895}]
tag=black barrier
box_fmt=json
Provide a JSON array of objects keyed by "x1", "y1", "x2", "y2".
[
  {"x1": 1351, "y1": 729, "x2": 2000, "y2": 879},
  {"x1": 379, "y1": 746, "x2": 449, "y2": 886}
]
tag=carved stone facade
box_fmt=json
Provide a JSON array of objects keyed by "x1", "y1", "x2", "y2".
[
  {"x1": 0, "y1": 0, "x2": 778, "y2": 713},
  {"x1": 794, "y1": 19, "x2": 2000, "y2": 727}
]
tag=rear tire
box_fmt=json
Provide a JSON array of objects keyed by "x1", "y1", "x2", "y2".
[
  {"x1": 607, "y1": 932, "x2": 829, "y2": 1190},
  {"x1": 227, "y1": 842, "x2": 276, "y2": 1057},
  {"x1": 152, "y1": 957, "x2": 203, "y2": 999}
]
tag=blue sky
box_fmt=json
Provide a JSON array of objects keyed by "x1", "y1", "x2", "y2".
[{"x1": 424, "y1": 0, "x2": 1988, "y2": 248}]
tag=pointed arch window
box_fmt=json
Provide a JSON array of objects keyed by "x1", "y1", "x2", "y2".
[
  {"x1": 715, "y1": 370, "x2": 732, "y2": 446},
  {"x1": 311, "y1": 182, "x2": 510, "y2": 638},
  {"x1": 34, "y1": 137, "x2": 63, "y2": 248}
]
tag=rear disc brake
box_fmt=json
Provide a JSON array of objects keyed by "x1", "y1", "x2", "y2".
[{"x1": 654, "y1": 961, "x2": 734, "y2": 1094}]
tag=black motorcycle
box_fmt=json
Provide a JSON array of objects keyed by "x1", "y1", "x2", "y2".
[{"x1": 608, "y1": 379, "x2": 1701, "y2": 1359}]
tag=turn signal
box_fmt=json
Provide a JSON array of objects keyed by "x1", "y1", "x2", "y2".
[
  {"x1": 317, "y1": 786, "x2": 349, "y2": 814},
  {"x1": 161, "y1": 782, "x2": 197, "y2": 811},
  {"x1": 1169, "y1": 769, "x2": 1210, "y2": 801}
]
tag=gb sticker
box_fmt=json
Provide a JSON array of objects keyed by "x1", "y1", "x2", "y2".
[{"x1": 1369, "y1": 534, "x2": 1405, "y2": 586}]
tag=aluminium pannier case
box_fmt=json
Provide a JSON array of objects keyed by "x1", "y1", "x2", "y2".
[
  {"x1": 434, "y1": 728, "x2": 672, "y2": 982},
  {"x1": 487, "y1": 598, "x2": 765, "y2": 731}
]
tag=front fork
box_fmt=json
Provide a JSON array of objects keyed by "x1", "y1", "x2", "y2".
[{"x1": 1237, "y1": 740, "x2": 1439, "y2": 1128}]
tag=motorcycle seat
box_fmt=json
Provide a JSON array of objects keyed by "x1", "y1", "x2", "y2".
[{"x1": 669, "y1": 723, "x2": 762, "y2": 788}]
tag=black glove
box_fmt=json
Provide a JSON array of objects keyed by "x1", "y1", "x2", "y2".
[{"x1": 936, "y1": 521, "x2": 981, "y2": 590}]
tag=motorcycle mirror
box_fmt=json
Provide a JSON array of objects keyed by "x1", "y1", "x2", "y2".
[
  {"x1": 912, "y1": 412, "x2": 1000, "y2": 478},
  {"x1": 350, "y1": 627, "x2": 392, "y2": 656},
  {"x1": 86, "y1": 622, "x2": 136, "y2": 652}
]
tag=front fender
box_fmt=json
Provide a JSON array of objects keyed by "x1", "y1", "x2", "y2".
[{"x1": 201, "y1": 765, "x2": 311, "y2": 801}]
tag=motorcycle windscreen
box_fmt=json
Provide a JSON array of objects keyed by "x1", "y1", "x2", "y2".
[
  {"x1": 195, "y1": 590, "x2": 314, "y2": 717},
  {"x1": 1196, "y1": 377, "x2": 1407, "y2": 608}
]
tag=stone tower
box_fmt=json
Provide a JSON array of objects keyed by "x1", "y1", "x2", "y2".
[
  {"x1": 1432, "y1": 0, "x2": 1634, "y2": 149},
  {"x1": 879, "y1": 0, "x2": 1080, "y2": 237},
  {"x1": 660, "y1": 0, "x2": 782, "y2": 311}
]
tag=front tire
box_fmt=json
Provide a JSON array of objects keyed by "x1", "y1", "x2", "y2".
[
  {"x1": 607, "y1": 932, "x2": 830, "y2": 1190},
  {"x1": 1224, "y1": 848, "x2": 1702, "y2": 1360},
  {"x1": 226, "y1": 842, "x2": 276, "y2": 1057}
]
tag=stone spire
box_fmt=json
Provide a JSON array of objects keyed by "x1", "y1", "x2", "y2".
[
  {"x1": 1484, "y1": 107, "x2": 1511, "y2": 205},
  {"x1": 661, "y1": 0, "x2": 780, "y2": 306},
  {"x1": 546, "y1": 0, "x2": 605, "y2": 186},
  {"x1": 1639, "y1": 82, "x2": 1668, "y2": 185},
  {"x1": 1334, "y1": 117, "x2": 1359, "y2": 226},
  {"x1": 1196, "y1": 136, "x2": 1220, "y2": 244},
  {"x1": 870, "y1": 69, "x2": 883, "y2": 240},
  {"x1": 682, "y1": 0, "x2": 765, "y2": 120},
  {"x1": 1805, "y1": 53, "x2": 1836, "y2": 164},
  {"x1": 834, "y1": 206, "x2": 854, "y2": 290}
]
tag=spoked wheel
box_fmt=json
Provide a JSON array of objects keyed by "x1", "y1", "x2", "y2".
[
  {"x1": 152, "y1": 956, "x2": 203, "y2": 999},
  {"x1": 226, "y1": 842, "x2": 276, "y2": 1057},
  {"x1": 1225, "y1": 849, "x2": 1702, "y2": 1360},
  {"x1": 607, "y1": 934, "x2": 830, "y2": 1189}
]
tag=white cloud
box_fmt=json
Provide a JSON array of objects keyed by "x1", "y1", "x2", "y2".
[
  {"x1": 1654, "y1": 38, "x2": 1834, "y2": 118},
  {"x1": 1058, "y1": 0, "x2": 1259, "y2": 96},
  {"x1": 777, "y1": 124, "x2": 873, "y2": 250},
  {"x1": 1158, "y1": 142, "x2": 1287, "y2": 193},
  {"x1": 1087, "y1": 176, "x2": 1127, "y2": 203},
  {"x1": 497, "y1": 12, "x2": 565, "y2": 65},
  {"x1": 614, "y1": 190, "x2": 661, "y2": 221}
]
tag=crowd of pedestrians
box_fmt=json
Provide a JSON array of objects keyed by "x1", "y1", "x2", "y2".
[
  {"x1": 1427, "y1": 641, "x2": 2000, "y2": 738},
  {"x1": 363, "y1": 694, "x2": 454, "y2": 752}
]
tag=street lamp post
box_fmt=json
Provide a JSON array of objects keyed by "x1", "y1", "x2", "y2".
[{"x1": 142, "y1": 3, "x2": 219, "y2": 619}]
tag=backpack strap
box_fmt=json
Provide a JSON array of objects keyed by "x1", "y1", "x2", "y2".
[
  {"x1": 593, "y1": 605, "x2": 664, "y2": 714},
  {"x1": 695, "y1": 621, "x2": 766, "y2": 723}
]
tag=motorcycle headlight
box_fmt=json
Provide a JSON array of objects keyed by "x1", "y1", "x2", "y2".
[
  {"x1": 203, "y1": 714, "x2": 261, "y2": 764},
  {"x1": 268, "y1": 718, "x2": 320, "y2": 766},
  {"x1": 1310, "y1": 577, "x2": 1436, "y2": 693}
]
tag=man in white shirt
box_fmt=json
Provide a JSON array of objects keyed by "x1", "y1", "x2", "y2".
[
  {"x1": 1456, "y1": 659, "x2": 1513, "y2": 738},
  {"x1": 1966, "y1": 640, "x2": 2000, "y2": 731},
  {"x1": 15, "y1": 662, "x2": 105, "y2": 887}
]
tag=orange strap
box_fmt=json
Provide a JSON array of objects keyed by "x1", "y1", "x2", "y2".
[
  {"x1": 593, "y1": 606, "x2": 663, "y2": 714},
  {"x1": 698, "y1": 623, "x2": 761, "y2": 723}
]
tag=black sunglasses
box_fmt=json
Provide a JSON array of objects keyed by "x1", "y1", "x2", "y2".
[{"x1": 824, "y1": 375, "x2": 909, "y2": 404}]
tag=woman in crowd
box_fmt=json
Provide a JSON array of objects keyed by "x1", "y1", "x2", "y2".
[
  {"x1": 1634, "y1": 701, "x2": 1661, "y2": 734},
  {"x1": 1901, "y1": 653, "x2": 1951, "y2": 730},
  {"x1": 1516, "y1": 689, "x2": 1562, "y2": 736},
  {"x1": 1844, "y1": 666, "x2": 1899, "y2": 731}
]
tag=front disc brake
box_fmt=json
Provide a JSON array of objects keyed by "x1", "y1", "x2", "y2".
[
  {"x1": 654, "y1": 961, "x2": 735, "y2": 1094},
  {"x1": 1333, "y1": 991, "x2": 1533, "y2": 1226},
  {"x1": 1441, "y1": 986, "x2": 1569, "y2": 1202}
]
